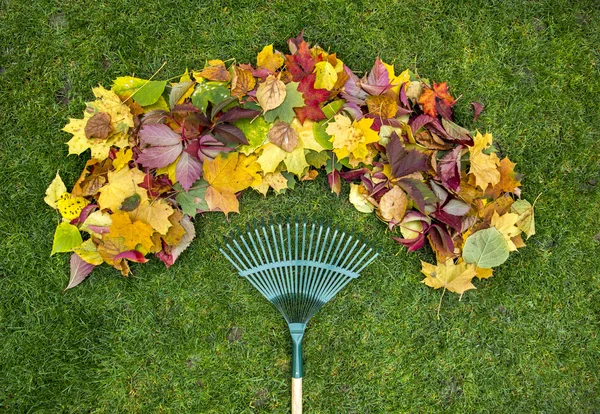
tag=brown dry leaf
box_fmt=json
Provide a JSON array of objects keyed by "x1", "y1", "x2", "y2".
[
  {"x1": 268, "y1": 121, "x2": 299, "y2": 152},
  {"x1": 197, "y1": 59, "x2": 230, "y2": 81},
  {"x1": 378, "y1": 186, "x2": 408, "y2": 222},
  {"x1": 256, "y1": 75, "x2": 286, "y2": 112},
  {"x1": 84, "y1": 112, "x2": 112, "y2": 139},
  {"x1": 300, "y1": 169, "x2": 318, "y2": 181},
  {"x1": 231, "y1": 66, "x2": 256, "y2": 100},
  {"x1": 486, "y1": 157, "x2": 522, "y2": 198},
  {"x1": 366, "y1": 95, "x2": 398, "y2": 118}
]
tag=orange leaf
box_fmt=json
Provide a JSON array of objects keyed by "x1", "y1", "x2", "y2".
[
  {"x1": 231, "y1": 66, "x2": 256, "y2": 100},
  {"x1": 366, "y1": 95, "x2": 398, "y2": 118},
  {"x1": 197, "y1": 59, "x2": 230, "y2": 82},
  {"x1": 418, "y1": 82, "x2": 455, "y2": 118},
  {"x1": 108, "y1": 211, "x2": 155, "y2": 252}
]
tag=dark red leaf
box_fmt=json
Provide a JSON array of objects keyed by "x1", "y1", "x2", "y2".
[
  {"x1": 176, "y1": 151, "x2": 203, "y2": 191},
  {"x1": 427, "y1": 224, "x2": 455, "y2": 257},
  {"x1": 328, "y1": 170, "x2": 341, "y2": 195},
  {"x1": 217, "y1": 107, "x2": 261, "y2": 124},
  {"x1": 398, "y1": 178, "x2": 437, "y2": 212},
  {"x1": 437, "y1": 146, "x2": 462, "y2": 192},
  {"x1": 409, "y1": 114, "x2": 435, "y2": 135},
  {"x1": 387, "y1": 133, "x2": 429, "y2": 178},
  {"x1": 471, "y1": 101, "x2": 484, "y2": 122},
  {"x1": 114, "y1": 251, "x2": 148, "y2": 263},
  {"x1": 212, "y1": 124, "x2": 248, "y2": 145}
]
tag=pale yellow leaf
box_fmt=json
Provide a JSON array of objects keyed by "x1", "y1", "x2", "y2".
[{"x1": 44, "y1": 171, "x2": 67, "y2": 209}]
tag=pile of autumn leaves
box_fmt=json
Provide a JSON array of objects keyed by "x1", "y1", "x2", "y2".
[{"x1": 46, "y1": 34, "x2": 534, "y2": 294}]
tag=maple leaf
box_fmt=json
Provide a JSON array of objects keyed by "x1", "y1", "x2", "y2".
[
  {"x1": 490, "y1": 211, "x2": 521, "y2": 251},
  {"x1": 257, "y1": 44, "x2": 284, "y2": 72},
  {"x1": 326, "y1": 115, "x2": 380, "y2": 167},
  {"x1": 130, "y1": 197, "x2": 175, "y2": 235},
  {"x1": 268, "y1": 121, "x2": 299, "y2": 152},
  {"x1": 485, "y1": 157, "x2": 522, "y2": 198},
  {"x1": 251, "y1": 172, "x2": 290, "y2": 196},
  {"x1": 294, "y1": 74, "x2": 329, "y2": 123},
  {"x1": 63, "y1": 86, "x2": 133, "y2": 160},
  {"x1": 285, "y1": 40, "x2": 317, "y2": 81},
  {"x1": 113, "y1": 147, "x2": 133, "y2": 171},
  {"x1": 97, "y1": 166, "x2": 146, "y2": 212},
  {"x1": 230, "y1": 66, "x2": 256, "y2": 101},
  {"x1": 256, "y1": 75, "x2": 286, "y2": 112},
  {"x1": 421, "y1": 259, "x2": 477, "y2": 295},
  {"x1": 197, "y1": 59, "x2": 230, "y2": 82},
  {"x1": 418, "y1": 82, "x2": 455, "y2": 119},
  {"x1": 378, "y1": 185, "x2": 408, "y2": 222},
  {"x1": 97, "y1": 235, "x2": 147, "y2": 276},
  {"x1": 44, "y1": 172, "x2": 67, "y2": 209},
  {"x1": 108, "y1": 210, "x2": 156, "y2": 251},
  {"x1": 468, "y1": 131, "x2": 501, "y2": 191}
]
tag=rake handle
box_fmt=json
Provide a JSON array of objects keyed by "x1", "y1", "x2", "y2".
[{"x1": 292, "y1": 377, "x2": 302, "y2": 413}]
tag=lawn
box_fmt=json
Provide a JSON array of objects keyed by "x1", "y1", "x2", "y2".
[{"x1": 1, "y1": 0, "x2": 600, "y2": 412}]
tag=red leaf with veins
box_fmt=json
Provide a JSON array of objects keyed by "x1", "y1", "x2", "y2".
[
  {"x1": 176, "y1": 151, "x2": 203, "y2": 191},
  {"x1": 294, "y1": 74, "x2": 328, "y2": 122},
  {"x1": 437, "y1": 146, "x2": 462, "y2": 192},
  {"x1": 360, "y1": 58, "x2": 392, "y2": 95},
  {"x1": 139, "y1": 124, "x2": 181, "y2": 146},
  {"x1": 286, "y1": 41, "x2": 319, "y2": 81}
]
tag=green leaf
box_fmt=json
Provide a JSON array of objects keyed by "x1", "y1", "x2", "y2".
[
  {"x1": 322, "y1": 99, "x2": 345, "y2": 118},
  {"x1": 313, "y1": 120, "x2": 334, "y2": 150},
  {"x1": 463, "y1": 227, "x2": 510, "y2": 268},
  {"x1": 281, "y1": 171, "x2": 296, "y2": 190},
  {"x1": 51, "y1": 222, "x2": 83, "y2": 256},
  {"x1": 263, "y1": 82, "x2": 304, "y2": 123},
  {"x1": 191, "y1": 81, "x2": 230, "y2": 114},
  {"x1": 169, "y1": 80, "x2": 194, "y2": 109},
  {"x1": 305, "y1": 150, "x2": 330, "y2": 169},
  {"x1": 511, "y1": 199, "x2": 535, "y2": 239},
  {"x1": 175, "y1": 181, "x2": 209, "y2": 217},
  {"x1": 112, "y1": 77, "x2": 167, "y2": 106},
  {"x1": 234, "y1": 116, "x2": 272, "y2": 155}
]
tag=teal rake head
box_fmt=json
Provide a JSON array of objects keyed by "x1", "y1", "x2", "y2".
[{"x1": 219, "y1": 219, "x2": 379, "y2": 413}]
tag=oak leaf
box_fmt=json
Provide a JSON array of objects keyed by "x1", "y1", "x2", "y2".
[{"x1": 256, "y1": 75, "x2": 286, "y2": 112}]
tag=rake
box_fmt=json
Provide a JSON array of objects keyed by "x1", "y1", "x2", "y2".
[{"x1": 219, "y1": 219, "x2": 378, "y2": 413}]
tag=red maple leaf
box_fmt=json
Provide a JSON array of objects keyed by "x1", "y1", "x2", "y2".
[
  {"x1": 285, "y1": 41, "x2": 321, "y2": 82},
  {"x1": 294, "y1": 73, "x2": 329, "y2": 123},
  {"x1": 418, "y1": 82, "x2": 456, "y2": 119}
]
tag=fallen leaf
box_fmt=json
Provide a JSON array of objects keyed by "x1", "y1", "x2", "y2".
[
  {"x1": 468, "y1": 131, "x2": 500, "y2": 191},
  {"x1": 313, "y1": 61, "x2": 337, "y2": 91},
  {"x1": 263, "y1": 82, "x2": 304, "y2": 123},
  {"x1": 490, "y1": 211, "x2": 521, "y2": 251},
  {"x1": 511, "y1": 199, "x2": 536, "y2": 239},
  {"x1": 257, "y1": 44, "x2": 284, "y2": 72},
  {"x1": 462, "y1": 227, "x2": 510, "y2": 268},
  {"x1": 386, "y1": 133, "x2": 429, "y2": 179},
  {"x1": 51, "y1": 222, "x2": 83, "y2": 255},
  {"x1": 84, "y1": 112, "x2": 112, "y2": 139},
  {"x1": 44, "y1": 172, "x2": 67, "y2": 209},
  {"x1": 418, "y1": 82, "x2": 455, "y2": 119},
  {"x1": 97, "y1": 166, "x2": 146, "y2": 212},
  {"x1": 366, "y1": 95, "x2": 398, "y2": 118},
  {"x1": 420, "y1": 259, "x2": 477, "y2": 295},
  {"x1": 108, "y1": 210, "x2": 156, "y2": 251},
  {"x1": 230, "y1": 66, "x2": 256, "y2": 100},
  {"x1": 268, "y1": 121, "x2": 299, "y2": 152},
  {"x1": 131, "y1": 197, "x2": 174, "y2": 235},
  {"x1": 378, "y1": 186, "x2": 408, "y2": 222},
  {"x1": 326, "y1": 115, "x2": 379, "y2": 167},
  {"x1": 197, "y1": 59, "x2": 230, "y2": 82},
  {"x1": 65, "y1": 253, "x2": 95, "y2": 292},
  {"x1": 349, "y1": 183, "x2": 375, "y2": 213},
  {"x1": 113, "y1": 147, "x2": 133, "y2": 171},
  {"x1": 256, "y1": 75, "x2": 286, "y2": 112}
]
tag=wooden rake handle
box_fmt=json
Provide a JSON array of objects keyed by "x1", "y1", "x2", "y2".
[{"x1": 292, "y1": 377, "x2": 302, "y2": 414}]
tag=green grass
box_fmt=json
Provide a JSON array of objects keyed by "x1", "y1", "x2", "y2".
[{"x1": 1, "y1": 0, "x2": 600, "y2": 411}]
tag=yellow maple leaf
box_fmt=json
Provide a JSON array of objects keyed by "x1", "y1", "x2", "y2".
[
  {"x1": 421, "y1": 259, "x2": 477, "y2": 295},
  {"x1": 252, "y1": 172, "x2": 290, "y2": 196},
  {"x1": 113, "y1": 147, "x2": 133, "y2": 171},
  {"x1": 257, "y1": 119, "x2": 324, "y2": 176},
  {"x1": 257, "y1": 44, "x2": 284, "y2": 72},
  {"x1": 161, "y1": 210, "x2": 186, "y2": 247},
  {"x1": 63, "y1": 86, "x2": 134, "y2": 160},
  {"x1": 96, "y1": 166, "x2": 146, "y2": 212},
  {"x1": 382, "y1": 62, "x2": 411, "y2": 96},
  {"x1": 130, "y1": 197, "x2": 174, "y2": 235},
  {"x1": 490, "y1": 211, "x2": 521, "y2": 251},
  {"x1": 468, "y1": 131, "x2": 500, "y2": 190},
  {"x1": 108, "y1": 210, "x2": 155, "y2": 251},
  {"x1": 313, "y1": 61, "x2": 338, "y2": 91},
  {"x1": 326, "y1": 115, "x2": 380, "y2": 167}
]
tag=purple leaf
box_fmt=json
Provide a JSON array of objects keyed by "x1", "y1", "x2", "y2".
[
  {"x1": 442, "y1": 199, "x2": 471, "y2": 216},
  {"x1": 437, "y1": 146, "x2": 462, "y2": 192},
  {"x1": 328, "y1": 170, "x2": 341, "y2": 195},
  {"x1": 114, "y1": 251, "x2": 148, "y2": 263},
  {"x1": 427, "y1": 224, "x2": 455, "y2": 257},
  {"x1": 212, "y1": 124, "x2": 248, "y2": 145},
  {"x1": 360, "y1": 58, "x2": 391, "y2": 95},
  {"x1": 137, "y1": 143, "x2": 183, "y2": 169},
  {"x1": 435, "y1": 99, "x2": 454, "y2": 120},
  {"x1": 341, "y1": 65, "x2": 369, "y2": 104},
  {"x1": 471, "y1": 101, "x2": 484, "y2": 122},
  {"x1": 387, "y1": 133, "x2": 429, "y2": 178},
  {"x1": 86, "y1": 225, "x2": 109, "y2": 234},
  {"x1": 176, "y1": 151, "x2": 204, "y2": 191},
  {"x1": 340, "y1": 168, "x2": 369, "y2": 182},
  {"x1": 139, "y1": 124, "x2": 182, "y2": 147},
  {"x1": 409, "y1": 114, "x2": 435, "y2": 135},
  {"x1": 398, "y1": 178, "x2": 437, "y2": 212},
  {"x1": 432, "y1": 208, "x2": 463, "y2": 232},
  {"x1": 399, "y1": 82, "x2": 410, "y2": 108},
  {"x1": 70, "y1": 204, "x2": 97, "y2": 225},
  {"x1": 64, "y1": 253, "x2": 95, "y2": 292},
  {"x1": 198, "y1": 134, "x2": 233, "y2": 162},
  {"x1": 217, "y1": 107, "x2": 261, "y2": 124}
]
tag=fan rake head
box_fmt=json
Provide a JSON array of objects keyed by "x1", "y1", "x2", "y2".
[{"x1": 219, "y1": 219, "x2": 379, "y2": 326}]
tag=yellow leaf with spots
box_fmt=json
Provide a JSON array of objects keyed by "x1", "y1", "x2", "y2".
[
  {"x1": 326, "y1": 115, "x2": 380, "y2": 167},
  {"x1": 421, "y1": 259, "x2": 477, "y2": 295},
  {"x1": 468, "y1": 131, "x2": 500, "y2": 190},
  {"x1": 491, "y1": 211, "x2": 521, "y2": 251},
  {"x1": 57, "y1": 193, "x2": 90, "y2": 220},
  {"x1": 108, "y1": 210, "x2": 156, "y2": 251},
  {"x1": 257, "y1": 44, "x2": 284, "y2": 72},
  {"x1": 313, "y1": 61, "x2": 338, "y2": 91},
  {"x1": 97, "y1": 166, "x2": 146, "y2": 212}
]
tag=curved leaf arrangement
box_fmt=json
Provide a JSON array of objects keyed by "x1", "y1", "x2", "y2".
[{"x1": 45, "y1": 33, "x2": 534, "y2": 294}]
